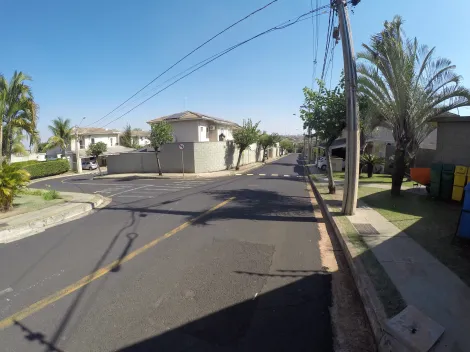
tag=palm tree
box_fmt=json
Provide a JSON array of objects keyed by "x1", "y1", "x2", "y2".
[
  {"x1": 46, "y1": 117, "x2": 73, "y2": 156},
  {"x1": 358, "y1": 16, "x2": 470, "y2": 195},
  {"x1": 0, "y1": 71, "x2": 38, "y2": 160}
]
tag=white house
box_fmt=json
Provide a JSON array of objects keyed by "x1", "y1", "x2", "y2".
[
  {"x1": 70, "y1": 127, "x2": 121, "y2": 152},
  {"x1": 147, "y1": 111, "x2": 240, "y2": 143},
  {"x1": 130, "y1": 130, "x2": 151, "y2": 146}
]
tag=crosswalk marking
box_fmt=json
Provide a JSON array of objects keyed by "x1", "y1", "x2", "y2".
[{"x1": 271, "y1": 174, "x2": 278, "y2": 176}]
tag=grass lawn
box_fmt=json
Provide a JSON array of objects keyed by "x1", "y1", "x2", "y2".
[
  {"x1": 358, "y1": 187, "x2": 470, "y2": 287},
  {"x1": 0, "y1": 193, "x2": 65, "y2": 220},
  {"x1": 332, "y1": 171, "x2": 414, "y2": 186}
]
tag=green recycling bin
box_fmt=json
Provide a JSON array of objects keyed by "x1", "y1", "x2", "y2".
[
  {"x1": 430, "y1": 163, "x2": 443, "y2": 197},
  {"x1": 440, "y1": 164, "x2": 455, "y2": 200}
]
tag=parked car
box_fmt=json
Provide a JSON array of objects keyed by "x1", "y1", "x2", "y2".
[
  {"x1": 317, "y1": 157, "x2": 327, "y2": 170},
  {"x1": 82, "y1": 160, "x2": 98, "y2": 170},
  {"x1": 317, "y1": 157, "x2": 346, "y2": 171}
]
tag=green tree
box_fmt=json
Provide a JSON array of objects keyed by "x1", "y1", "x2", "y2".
[
  {"x1": 46, "y1": 117, "x2": 73, "y2": 156},
  {"x1": 86, "y1": 141, "x2": 107, "y2": 175},
  {"x1": 300, "y1": 80, "x2": 346, "y2": 194},
  {"x1": 258, "y1": 132, "x2": 280, "y2": 162},
  {"x1": 0, "y1": 161, "x2": 30, "y2": 211},
  {"x1": 233, "y1": 119, "x2": 260, "y2": 170},
  {"x1": 358, "y1": 16, "x2": 470, "y2": 195},
  {"x1": 121, "y1": 123, "x2": 139, "y2": 149},
  {"x1": 0, "y1": 71, "x2": 38, "y2": 160},
  {"x1": 280, "y1": 138, "x2": 294, "y2": 153},
  {"x1": 149, "y1": 121, "x2": 173, "y2": 176},
  {"x1": 37, "y1": 142, "x2": 48, "y2": 153}
]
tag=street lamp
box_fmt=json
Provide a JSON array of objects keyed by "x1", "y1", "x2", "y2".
[{"x1": 75, "y1": 117, "x2": 86, "y2": 173}]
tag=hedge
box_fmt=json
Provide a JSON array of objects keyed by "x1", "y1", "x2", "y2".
[
  {"x1": 23, "y1": 159, "x2": 70, "y2": 179},
  {"x1": 12, "y1": 160, "x2": 39, "y2": 168}
]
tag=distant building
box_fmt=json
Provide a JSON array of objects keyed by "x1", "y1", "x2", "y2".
[{"x1": 147, "y1": 111, "x2": 240, "y2": 143}]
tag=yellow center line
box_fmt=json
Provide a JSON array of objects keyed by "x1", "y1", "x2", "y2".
[{"x1": 0, "y1": 197, "x2": 235, "y2": 330}]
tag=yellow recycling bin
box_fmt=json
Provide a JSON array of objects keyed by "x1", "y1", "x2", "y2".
[{"x1": 452, "y1": 165, "x2": 468, "y2": 201}]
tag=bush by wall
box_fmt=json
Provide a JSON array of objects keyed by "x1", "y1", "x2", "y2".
[
  {"x1": 11, "y1": 160, "x2": 39, "y2": 168},
  {"x1": 23, "y1": 159, "x2": 70, "y2": 179}
]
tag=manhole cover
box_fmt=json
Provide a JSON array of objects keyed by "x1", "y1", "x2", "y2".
[{"x1": 352, "y1": 223, "x2": 379, "y2": 235}]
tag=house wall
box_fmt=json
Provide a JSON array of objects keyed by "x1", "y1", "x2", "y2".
[
  {"x1": 71, "y1": 134, "x2": 119, "y2": 151},
  {"x1": 434, "y1": 122, "x2": 470, "y2": 165},
  {"x1": 107, "y1": 141, "x2": 264, "y2": 174},
  {"x1": 169, "y1": 120, "x2": 200, "y2": 143}
]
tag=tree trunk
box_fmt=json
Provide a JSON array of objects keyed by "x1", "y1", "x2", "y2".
[
  {"x1": 0, "y1": 124, "x2": 3, "y2": 161},
  {"x1": 155, "y1": 152, "x2": 162, "y2": 176},
  {"x1": 325, "y1": 147, "x2": 336, "y2": 194},
  {"x1": 367, "y1": 163, "x2": 373, "y2": 178},
  {"x1": 391, "y1": 148, "x2": 406, "y2": 196},
  {"x1": 262, "y1": 147, "x2": 267, "y2": 162},
  {"x1": 235, "y1": 149, "x2": 243, "y2": 170}
]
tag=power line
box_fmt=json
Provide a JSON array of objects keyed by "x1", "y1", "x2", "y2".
[
  {"x1": 85, "y1": 0, "x2": 281, "y2": 128},
  {"x1": 99, "y1": 6, "x2": 331, "y2": 128},
  {"x1": 320, "y1": 5, "x2": 334, "y2": 82}
]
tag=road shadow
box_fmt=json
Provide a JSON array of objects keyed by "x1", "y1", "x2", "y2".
[{"x1": 115, "y1": 272, "x2": 333, "y2": 351}]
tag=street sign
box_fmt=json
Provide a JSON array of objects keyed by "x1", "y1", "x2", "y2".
[{"x1": 179, "y1": 144, "x2": 184, "y2": 150}]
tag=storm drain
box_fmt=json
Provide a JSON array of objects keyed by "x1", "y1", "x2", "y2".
[{"x1": 352, "y1": 223, "x2": 379, "y2": 236}]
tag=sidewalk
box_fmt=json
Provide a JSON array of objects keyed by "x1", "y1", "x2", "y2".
[
  {"x1": 0, "y1": 192, "x2": 110, "y2": 244},
  {"x1": 308, "y1": 167, "x2": 470, "y2": 351},
  {"x1": 94, "y1": 157, "x2": 283, "y2": 180}
]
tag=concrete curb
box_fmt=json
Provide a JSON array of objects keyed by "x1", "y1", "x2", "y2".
[
  {"x1": 93, "y1": 155, "x2": 287, "y2": 180},
  {"x1": 0, "y1": 194, "x2": 111, "y2": 244},
  {"x1": 305, "y1": 167, "x2": 388, "y2": 349}
]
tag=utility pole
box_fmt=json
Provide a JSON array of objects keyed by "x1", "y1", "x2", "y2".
[
  {"x1": 75, "y1": 117, "x2": 86, "y2": 174},
  {"x1": 335, "y1": 0, "x2": 360, "y2": 215}
]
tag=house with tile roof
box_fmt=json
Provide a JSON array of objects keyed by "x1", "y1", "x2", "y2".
[{"x1": 147, "y1": 111, "x2": 240, "y2": 143}]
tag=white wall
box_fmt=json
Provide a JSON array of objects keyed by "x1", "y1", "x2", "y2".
[
  {"x1": 135, "y1": 136, "x2": 150, "y2": 146},
  {"x1": 71, "y1": 133, "x2": 120, "y2": 151}
]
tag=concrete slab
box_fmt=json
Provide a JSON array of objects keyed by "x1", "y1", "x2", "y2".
[{"x1": 384, "y1": 305, "x2": 444, "y2": 352}]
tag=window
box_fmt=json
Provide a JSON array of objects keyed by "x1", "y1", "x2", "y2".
[
  {"x1": 206, "y1": 128, "x2": 209, "y2": 139},
  {"x1": 110, "y1": 138, "x2": 113, "y2": 146},
  {"x1": 200, "y1": 127, "x2": 203, "y2": 132},
  {"x1": 79, "y1": 139, "x2": 84, "y2": 149},
  {"x1": 91, "y1": 138, "x2": 95, "y2": 144}
]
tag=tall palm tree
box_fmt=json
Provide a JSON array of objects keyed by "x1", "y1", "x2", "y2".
[
  {"x1": 358, "y1": 16, "x2": 470, "y2": 195},
  {"x1": 46, "y1": 117, "x2": 73, "y2": 155},
  {"x1": 0, "y1": 71, "x2": 38, "y2": 160}
]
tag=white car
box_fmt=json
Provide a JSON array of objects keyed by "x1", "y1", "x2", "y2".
[
  {"x1": 317, "y1": 157, "x2": 327, "y2": 170},
  {"x1": 316, "y1": 157, "x2": 345, "y2": 171},
  {"x1": 82, "y1": 160, "x2": 98, "y2": 170}
]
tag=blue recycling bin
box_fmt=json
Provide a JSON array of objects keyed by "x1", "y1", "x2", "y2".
[{"x1": 457, "y1": 184, "x2": 470, "y2": 239}]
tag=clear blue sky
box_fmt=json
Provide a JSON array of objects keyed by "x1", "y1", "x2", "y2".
[{"x1": 2, "y1": 0, "x2": 469, "y2": 141}]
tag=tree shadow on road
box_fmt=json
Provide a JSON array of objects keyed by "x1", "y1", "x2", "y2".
[{"x1": 115, "y1": 272, "x2": 333, "y2": 352}]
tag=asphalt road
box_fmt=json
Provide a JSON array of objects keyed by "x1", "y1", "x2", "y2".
[{"x1": 0, "y1": 154, "x2": 372, "y2": 351}]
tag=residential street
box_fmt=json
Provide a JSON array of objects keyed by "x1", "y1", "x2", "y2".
[{"x1": 0, "y1": 154, "x2": 372, "y2": 352}]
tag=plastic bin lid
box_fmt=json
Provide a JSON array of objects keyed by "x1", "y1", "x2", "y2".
[{"x1": 465, "y1": 184, "x2": 470, "y2": 191}]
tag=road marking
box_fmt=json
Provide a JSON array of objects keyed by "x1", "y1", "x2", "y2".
[
  {"x1": 271, "y1": 174, "x2": 278, "y2": 176},
  {"x1": 247, "y1": 174, "x2": 254, "y2": 176},
  {"x1": 0, "y1": 288, "x2": 13, "y2": 297},
  {"x1": 107, "y1": 185, "x2": 150, "y2": 197},
  {"x1": 235, "y1": 173, "x2": 242, "y2": 176},
  {"x1": 284, "y1": 175, "x2": 290, "y2": 177},
  {"x1": 61, "y1": 180, "x2": 152, "y2": 187},
  {"x1": 259, "y1": 174, "x2": 266, "y2": 176},
  {"x1": 116, "y1": 195, "x2": 155, "y2": 198},
  {"x1": 0, "y1": 197, "x2": 235, "y2": 330}
]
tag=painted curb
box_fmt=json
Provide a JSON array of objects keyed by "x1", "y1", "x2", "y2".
[
  {"x1": 0, "y1": 195, "x2": 111, "y2": 244},
  {"x1": 305, "y1": 166, "x2": 389, "y2": 350}
]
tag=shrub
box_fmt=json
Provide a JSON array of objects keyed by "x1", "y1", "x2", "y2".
[
  {"x1": 23, "y1": 159, "x2": 69, "y2": 179},
  {"x1": 11, "y1": 160, "x2": 39, "y2": 169},
  {"x1": 0, "y1": 162, "x2": 31, "y2": 211},
  {"x1": 43, "y1": 189, "x2": 61, "y2": 200}
]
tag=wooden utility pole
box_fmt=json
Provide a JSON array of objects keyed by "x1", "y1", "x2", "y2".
[{"x1": 335, "y1": 0, "x2": 360, "y2": 215}]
